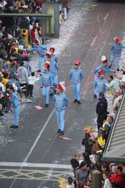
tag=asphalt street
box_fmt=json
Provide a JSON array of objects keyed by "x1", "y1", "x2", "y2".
[{"x1": 1, "y1": 0, "x2": 125, "y2": 187}]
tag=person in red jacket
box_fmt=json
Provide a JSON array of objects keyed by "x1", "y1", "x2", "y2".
[{"x1": 110, "y1": 166, "x2": 124, "y2": 188}]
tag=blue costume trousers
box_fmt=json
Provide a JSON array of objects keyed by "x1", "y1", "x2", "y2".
[
  {"x1": 42, "y1": 86, "x2": 50, "y2": 104},
  {"x1": 13, "y1": 106, "x2": 19, "y2": 126},
  {"x1": 55, "y1": 110, "x2": 65, "y2": 131},
  {"x1": 72, "y1": 83, "x2": 81, "y2": 101},
  {"x1": 38, "y1": 56, "x2": 46, "y2": 70},
  {"x1": 109, "y1": 55, "x2": 120, "y2": 70}
]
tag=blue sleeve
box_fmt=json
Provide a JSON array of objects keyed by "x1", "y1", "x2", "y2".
[
  {"x1": 94, "y1": 65, "x2": 101, "y2": 74},
  {"x1": 50, "y1": 74, "x2": 53, "y2": 86},
  {"x1": 30, "y1": 47, "x2": 36, "y2": 52},
  {"x1": 122, "y1": 45, "x2": 125, "y2": 49},
  {"x1": 111, "y1": 45, "x2": 114, "y2": 53},
  {"x1": 55, "y1": 62, "x2": 59, "y2": 70},
  {"x1": 55, "y1": 56, "x2": 58, "y2": 63},
  {"x1": 64, "y1": 96, "x2": 68, "y2": 106},
  {"x1": 69, "y1": 70, "x2": 72, "y2": 80},
  {"x1": 80, "y1": 70, "x2": 83, "y2": 80}
]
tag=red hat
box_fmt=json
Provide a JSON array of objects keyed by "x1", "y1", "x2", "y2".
[
  {"x1": 57, "y1": 81, "x2": 66, "y2": 91},
  {"x1": 57, "y1": 84, "x2": 63, "y2": 91},
  {"x1": 46, "y1": 53, "x2": 51, "y2": 59},
  {"x1": 98, "y1": 69, "x2": 104, "y2": 76},
  {"x1": 114, "y1": 37, "x2": 120, "y2": 44},
  {"x1": 50, "y1": 47, "x2": 55, "y2": 52},
  {"x1": 45, "y1": 61, "x2": 50, "y2": 69},
  {"x1": 34, "y1": 39, "x2": 39, "y2": 45},
  {"x1": 74, "y1": 59, "x2": 81, "y2": 66}
]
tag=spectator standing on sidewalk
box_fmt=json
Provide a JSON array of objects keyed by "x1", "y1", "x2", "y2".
[
  {"x1": 60, "y1": 0, "x2": 69, "y2": 20},
  {"x1": 54, "y1": 81, "x2": 68, "y2": 135},
  {"x1": 96, "y1": 92, "x2": 108, "y2": 130},
  {"x1": 17, "y1": 61, "x2": 28, "y2": 101},
  {"x1": 69, "y1": 60, "x2": 83, "y2": 104},
  {"x1": 27, "y1": 72, "x2": 39, "y2": 102},
  {"x1": 0, "y1": 76, "x2": 5, "y2": 116}
]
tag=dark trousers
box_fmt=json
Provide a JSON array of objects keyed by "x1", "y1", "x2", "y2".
[
  {"x1": 27, "y1": 85, "x2": 33, "y2": 98},
  {"x1": 97, "y1": 114, "x2": 107, "y2": 130}
]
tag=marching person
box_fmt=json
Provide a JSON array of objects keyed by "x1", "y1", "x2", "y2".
[
  {"x1": 30, "y1": 39, "x2": 47, "y2": 72},
  {"x1": 109, "y1": 37, "x2": 125, "y2": 71},
  {"x1": 50, "y1": 47, "x2": 58, "y2": 63},
  {"x1": 69, "y1": 59, "x2": 83, "y2": 104},
  {"x1": 94, "y1": 55, "x2": 112, "y2": 98},
  {"x1": 41, "y1": 61, "x2": 53, "y2": 107},
  {"x1": 94, "y1": 69, "x2": 107, "y2": 99},
  {"x1": 54, "y1": 81, "x2": 68, "y2": 135},
  {"x1": 50, "y1": 59, "x2": 59, "y2": 94},
  {"x1": 10, "y1": 83, "x2": 20, "y2": 129}
]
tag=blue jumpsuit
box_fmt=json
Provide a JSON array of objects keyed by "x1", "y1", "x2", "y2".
[
  {"x1": 69, "y1": 68, "x2": 83, "y2": 101},
  {"x1": 54, "y1": 93, "x2": 68, "y2": 131},
  {"x1": 41, "y1": 71, "x2": 53, "y2": 105},
  {"x1": 11, "y1": 92, "x2": 20, "y2": 127},
  {"x1": 109, "y1": 43, "x2": 125, "y2": 70},
  {"x1": 30, "y1": 45, "x2": 47, "y2": 70},
  {"x1": 50, "y1": 60, "x2": 59, "y2": 90},
  {"x1": 51, "y1": 54, "x2": 58, "y2": 64},
  {"x1": 94, "y1": 78, "x2": 107, "y2": 98},
  {"x1": 94, "y1": 65, "x2": 112, "y2": 95}
]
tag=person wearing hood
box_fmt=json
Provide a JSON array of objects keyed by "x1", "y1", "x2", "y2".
[
  {"x1": 96, "y1": 92, "x2": 108, "y2": 130},
  {"x1": 69, "y1": 59, "x2": 83, "y2": 104},
  {"x1": 54, "y1": 82, "x2": 68, "y2": 135},
  {"x1": 109, "y1": 37, "x2": 125, "y2": 71}
]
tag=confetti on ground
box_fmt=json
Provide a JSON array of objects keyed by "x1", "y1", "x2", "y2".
[
  {"x1": 59, "y1": 136, "x2": 72, "y2": 141},
  {"x1": 35, "y1": 106, "x2": 43, "y2": 110}
]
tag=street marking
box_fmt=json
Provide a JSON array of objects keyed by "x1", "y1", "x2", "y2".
[
  {"x1": 0, "y1": 168, "x2": 72, "y2": 181},
  {"x1": 90, "y1": 36, "x2": 97, "y2": 47},
  {"x1": 23, "y1": 109, "x2": 55, "y2": 163},
  {"x1": 0, "y1": 162, "x2": 71, "y2": 169},
  {"x1": 104, "y1": 13, "x2": 109, "y2": 21}
]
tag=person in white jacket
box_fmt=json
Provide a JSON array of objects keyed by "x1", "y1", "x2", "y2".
[
  {"x1": 103, "y1": 172, "x2": 112, "y2": 188},
  {"x1": 27, "y1": 72, "x2": 39, "y2": 102}
]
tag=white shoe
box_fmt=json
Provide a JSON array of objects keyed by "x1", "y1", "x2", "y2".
[{"x1": 26, "y1": 99, "x2": 32, "y2": 103}]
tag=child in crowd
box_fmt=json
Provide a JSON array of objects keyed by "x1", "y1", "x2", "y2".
[{"x1": 27, "y1": 72, "x2": 39, "y2": 102}]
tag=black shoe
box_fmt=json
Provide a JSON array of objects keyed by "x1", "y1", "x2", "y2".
[
  {"x1": 50, "y1": 93, "x2": 53, "y2": 96},
  {"x1": 57, "y1": 129, "x2": 61, "y2": 133},
  {"x1": 45, "y1": 104, "x2": 49, "y2": 107},
  {"x1": 94, "y1": 94, "x2": 97, "y2": 98},
  {"x1": 0, "y1": 113, "x2": 4, "y2": 116},
  {"x1": 10, "y1": 125, "x2": 18, "y2": 129},
  {"x1": 60, "y1": 131, "x2": 64, "y2": 135},
  {"x1": 73, "y1": 99, "x2": 77, "y2": 103},
  {"x1": 37, "y1": 70, "x2": 41, "y2": 73},
  {"x1": 108, "y1": 65, "x2": 112, "y2": 68},
  {"x1": 77, "y1": 101, "x2": 81, "y2": 104}
]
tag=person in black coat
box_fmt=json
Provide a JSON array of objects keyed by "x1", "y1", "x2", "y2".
[{"x1": 96, "y1": 92, "x2": 108, "y2": 130}]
